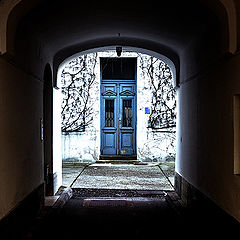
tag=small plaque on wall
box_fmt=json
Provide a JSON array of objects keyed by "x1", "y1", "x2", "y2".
[{"x1": 145, "y1": 107, "x2": 150, "y2": 114}]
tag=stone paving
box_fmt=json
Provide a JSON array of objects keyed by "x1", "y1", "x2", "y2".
[
  {"x1": 62, "y1": 163, "x2": 174, "y2": 190},
  {"x1": 62, "y1": 166, "x2": 85, "y2": 187}
]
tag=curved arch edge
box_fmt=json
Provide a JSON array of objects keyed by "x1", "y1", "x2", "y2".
[{"x1": 54, "y1": 44, "x2": 180, "y2": 90}]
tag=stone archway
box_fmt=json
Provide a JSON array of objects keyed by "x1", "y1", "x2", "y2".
[{"x1": 1, "y1": 0, "x2": 237, "y2": 56}]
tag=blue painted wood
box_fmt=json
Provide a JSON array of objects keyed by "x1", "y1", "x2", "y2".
[{"x1": 100, "y1": 82, "x2": 136, "y2": 155}]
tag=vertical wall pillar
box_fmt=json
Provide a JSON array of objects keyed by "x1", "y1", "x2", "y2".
[
  {"x1": 43, "y1": 64, "x2": 54, "y2": 195},
  {"x1": 53, "y1": 87, "x2": 62, "y2": 193}
]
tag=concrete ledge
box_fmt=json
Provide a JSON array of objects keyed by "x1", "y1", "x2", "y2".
[
  {"x1": 53, "y1": 187, "x2": 73, "y2": 208},
  {"x1": 45, "y1": 196, "x2": 60, "y2": 207},
  {"x1": 173, "y1": 172, "x2": 240, "y2": 225}
]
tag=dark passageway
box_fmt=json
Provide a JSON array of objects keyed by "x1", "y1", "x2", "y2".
[
  {"x1": 1, "y1": 188, "x2": 239, "y2": 240},
  {"x1": 1, "y1": 0, "x2": 240, "y2": 237}
]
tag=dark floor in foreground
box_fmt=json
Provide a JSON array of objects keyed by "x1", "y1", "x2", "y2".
[{"x1": 1, "y1": 188, "x2": 240, "y2": 240}]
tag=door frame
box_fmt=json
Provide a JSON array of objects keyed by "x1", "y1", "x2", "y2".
[{"x1": 100, "y1": 57, "x2": 137, "y2": 156}]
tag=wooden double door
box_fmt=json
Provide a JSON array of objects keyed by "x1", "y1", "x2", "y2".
[{"x1": 100, "y1": 57, "x2": 137, "y2": 157}]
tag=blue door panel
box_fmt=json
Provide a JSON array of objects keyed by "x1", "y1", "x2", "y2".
[
  {"x1": 102, "y1": 129, "x2": 117, "y2": 154},
  {"x1": 101, "y1": 94, "x2": 117, "y2": 155},
  {"x1": 120, "y1": 131, "x2": 134, "y2": 155},
  {"x1": 100, "y1": 82, "x2": 136, "y2": 156}
]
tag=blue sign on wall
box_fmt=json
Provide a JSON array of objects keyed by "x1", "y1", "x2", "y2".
[{"x1": 145, "y1": 107, "x2": 150, "y2": 114}]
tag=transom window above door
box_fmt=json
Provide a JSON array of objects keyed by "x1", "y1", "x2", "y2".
[{"x1": 101, "y1": 58, "x2": 136, "y2": 80}]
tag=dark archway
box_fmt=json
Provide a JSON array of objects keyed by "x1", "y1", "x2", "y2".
[{"x1": 2, "y1": 0, "x2": 240, "y2": 223}]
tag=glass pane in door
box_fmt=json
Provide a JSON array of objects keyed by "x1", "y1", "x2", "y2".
[
  {"x1": 123, "y1": 100, "x2": 132, "y2": 127},
  {"x1": 105, "y1": 99, "x2": 114, "y2": 127}
]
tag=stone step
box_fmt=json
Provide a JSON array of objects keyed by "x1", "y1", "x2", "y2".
[
  {"x1": 99, "y1": 155, "x2": 137, "y2": 160},
  {"x1": 96, "y1": 159, "x2": 141, "y2": 164}
]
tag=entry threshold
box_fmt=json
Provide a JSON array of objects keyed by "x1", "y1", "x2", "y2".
[
  {"x1": 98, "y1": 155, "x2": 138, "y2": 163},
  {"x1": 82, "y1": 197, "x2": 165, "y2": 208}
]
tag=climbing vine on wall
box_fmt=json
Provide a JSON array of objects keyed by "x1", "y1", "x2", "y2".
[
  {"x1": 61, "y1": 52, "x2": 176, "y2": 132},
  {"x1": 61, "y1": 53, "x2": 98, "y2": 132},
  {"x1": 138, "y1": 55, "x2": 176, "y2": 129}
]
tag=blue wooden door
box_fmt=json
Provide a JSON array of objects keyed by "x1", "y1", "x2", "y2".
[
  {"x1": 100, "y1": 57, "x2": 137, "y2": 156},
  {"x1": 119, "y1": 84, "x2": 136, "y2": 155}
]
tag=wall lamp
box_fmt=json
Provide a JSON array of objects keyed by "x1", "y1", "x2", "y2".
[{"x1": 116, "y1": 46, "x2": 122, "y2": 57}]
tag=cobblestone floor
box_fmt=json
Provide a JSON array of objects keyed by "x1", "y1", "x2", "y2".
[{"x1": 62, "y1": 162, "x2": 174, "y2": 190}]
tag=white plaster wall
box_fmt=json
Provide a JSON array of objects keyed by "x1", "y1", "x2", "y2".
[
  {"x1": 62, "y1": 132, "x2": 99, "y2": 162},
  {"x1": 0, "y1": 57, "x2": 43, "y2": 220},
  {"x1": 53, "y1": 88, "x2": 62, "y2": 193},
  {"x1": 176, "y1": 53, "x2": 240, "y2": 222},
  {"x1": 61, "y1": 51, "x2": 176, "y2": 162},
  {"x1": 137, "y1": 61, "x2": 176, "y2": 161},
  {"x1": 176, "y1": 79, "x2": 198, "y2": 181}
]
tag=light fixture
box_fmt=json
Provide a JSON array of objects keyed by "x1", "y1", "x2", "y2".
[{"x1": 116, "y1": 46, "x2": 122, "y2": 57}]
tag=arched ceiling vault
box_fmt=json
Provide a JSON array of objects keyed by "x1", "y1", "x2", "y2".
[{"x1": 1, "y1": 0, "x2": 238, "y2": 83}]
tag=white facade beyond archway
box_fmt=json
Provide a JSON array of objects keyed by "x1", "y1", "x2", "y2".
[
  {"x1": 55, "y1": 47, "x2": 178, "y2": 189},
  {"x1": 57, "y1": 46, "x2": 177, "y2": 88}
]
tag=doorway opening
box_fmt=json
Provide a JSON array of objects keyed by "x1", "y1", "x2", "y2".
[
  {"x1": 57, "y1": 49, "x2": 176, "y2": 191},
  {"x1": 100, "y1": 57, "x2": 137, "y2": 158}
]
